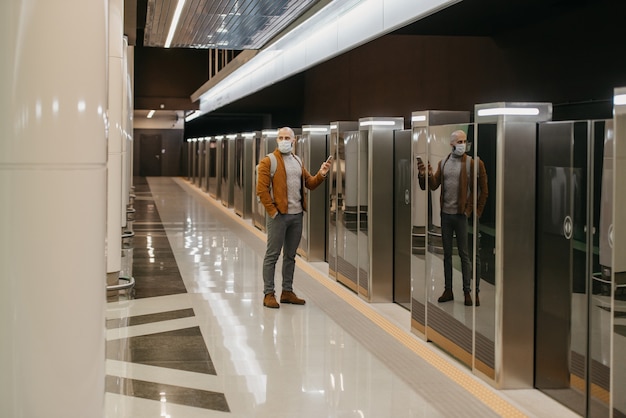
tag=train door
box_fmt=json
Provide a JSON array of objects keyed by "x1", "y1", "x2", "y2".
[{"x1": 535, "y1": 120, "x2": 611, "y2": 417}]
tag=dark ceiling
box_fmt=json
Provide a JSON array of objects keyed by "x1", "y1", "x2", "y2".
[{"x1": 128, "y1": 0, "x2": 626, "y2": 134}]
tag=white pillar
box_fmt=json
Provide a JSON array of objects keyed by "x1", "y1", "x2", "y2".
[
  {"x1": 127, "y1": 46, "x2": 135, "y2": 196},
  {"x1": 121, "y1": 37, "x2": 130, "y2": 229},
  {"x1": 0, "y1": 1, "x2": 108, "y2": 417},
  {"x1": 107, "y1": 0, "x2": 124, "y2": 286}
]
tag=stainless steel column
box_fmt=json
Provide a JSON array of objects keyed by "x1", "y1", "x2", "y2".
[
  {"x1": 393, "y1": 129, "x2": 412, "y2": 309},
  {"x1": 410, "y1": 111, "x2": 470, "y2": 337},
  {"x1": 198, "y1": 138, "x2": 206, "y2": 190},
  {"x1": 222, "y1": 135, "x2": 235, "y2": 208},
  {"x1": 191, "y1": 138, "x2": 198, "y2": 185},
  {"x1": 207, "y1": 137, "x2": 219, "y2": 198},
  {"x1": 234, "y1": 133, "x2": 254, "y2": 219},
  {"x1": 211, "y1": 136, "x2": 223, "y2": 200},
  {"x1": 298, "y1": 125, "x2": 330, "y2": 261},
  {"x1": 475, "y1": 102, "x2": 552, "y2": 388},
  {"x1": 202, "y1": 136, "x2": 211, "y2": 192},
  {"x1": 358, "y1": 117, "x2": 404, "y2": 302},
  {"x1": 328, "y1": 122, "x2": 359, "y2": 280},
  {"x1": 187, "y1": 139, "x2": 192, "y2": 180}
]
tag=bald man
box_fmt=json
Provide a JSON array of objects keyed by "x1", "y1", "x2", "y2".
[
  {"x1": 418, "y1": 130, "x2": 488, "y2": 306},
  {"x1": 256, "y1": 127, "x2": 331, "y2": 308}
]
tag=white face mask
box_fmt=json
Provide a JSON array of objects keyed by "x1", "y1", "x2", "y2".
[
  {"x1": 453, "y1": 143, "x2": 466, "y2": 156},
  {"x1": 278, "y1": 140, "x2": 293, "y2": 154}
]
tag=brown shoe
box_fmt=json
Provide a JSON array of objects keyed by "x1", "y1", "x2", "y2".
[
  {"x1": 475, "y1": 293, "x2": 480, "y2": 307},
  {"x1": 437, "y1": 289, "x2": 454, "y2": 303},
  {"x1": 464, "y1": 292, "x2": 473, "y2": 306},
  {"x1": 263, "y1": 292, "x2": 279, "y2": 309},
  {"x1": 280, "y1": 290, "x2": 306, "y2": 305}
]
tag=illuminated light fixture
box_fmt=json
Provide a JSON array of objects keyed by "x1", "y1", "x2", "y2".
[
  {"x1": 411, "y1": 115, "x2": 426, "y2": 122},
  {"x1": 227, "y1": 134, "x2": 237, "y2": 139},
  {"x1": 262, "y1": 130, "x2": 278, "y2": 136},
  {"x1": 477, "y1": 107, "x2": 540, "y2": 117},
  {"x1": 147, "y1": 110, "x2": 156, "y2": 118},
  {"x1": 242, "y1": 132, "x2": 256, "y2": 138},
  {"x1": 164, "y1": 0, "x2": 186, "y2": 48},
  {"x1": 614, "y1": 94, "x2": 626, "y2": 105},
  {"x1": 329, "y1": 124, "x2": 338, "y2": 130},
  {"x1": 215, "y1": 135, "x2": 224, "y2": 139},
  {"x1": 185, "y1": 110, "x2": 201, "y2": 122},
  {"x1": 359, "y1": 120, "x2": 397, "y2": 127},
  {"x1": 303, "y1": 127, "x2": 329, "y2": 132}
]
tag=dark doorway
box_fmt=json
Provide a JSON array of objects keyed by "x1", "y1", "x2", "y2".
[{"x1": 140, "y1": 134, "x2": 162, "y2": 176}]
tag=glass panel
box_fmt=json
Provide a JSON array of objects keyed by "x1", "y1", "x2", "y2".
[
  {"x1": 297, "y1": 135, "x2": 309, "y2": 257},
  {"x1": 328, "y1": 131, "x2": 339, "y2": 278},
  {"x1": 425, "y1": 123, "x2": 476, "y2": 368},
  {"x1": 411, "y1": 126, "x2": 428, "y2": 333},
  {"x1": 474, "y1": 123, "x2": 496, "y2": 378},
  {"x1": 336, "y1": 131, "x2": 359, "y2": 293},
  {"x1": 588, "y1": 121, "x2": 610, "y2": 418},
  {"x1": 357, "y1": 129, "x2": 369, "y2": 298}
]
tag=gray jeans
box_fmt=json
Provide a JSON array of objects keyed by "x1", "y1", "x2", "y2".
[
  {"x1": 263, "y1": 212, "x2": 303, "y2": 295},
  {"x1": 441, "y1": 213, "x2": 472, "y2": 293}
]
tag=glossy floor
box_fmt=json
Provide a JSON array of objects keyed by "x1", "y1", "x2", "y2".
[{"x1": 105, "y1": 177, "x2": 580, "y2": 418}]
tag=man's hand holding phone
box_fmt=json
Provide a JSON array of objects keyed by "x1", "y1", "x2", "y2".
[
  {"x1": 416, "y1": 155, "x2": 432, "y2": 177},
  {"x1": 320, "y1": 155, "x2": 333, "y2": 177}
]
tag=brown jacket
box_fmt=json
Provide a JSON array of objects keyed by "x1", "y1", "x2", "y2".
[
  {"x1": 423, "y1": 153, "x2": 488, "y2": 218},
  {"x1": 256, "y1": 149, "x2": 326, "y2": 218}
]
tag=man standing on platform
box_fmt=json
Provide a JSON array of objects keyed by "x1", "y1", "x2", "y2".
[{"x1": 256, "y1": 127, "x2": 331, "y2": 308}]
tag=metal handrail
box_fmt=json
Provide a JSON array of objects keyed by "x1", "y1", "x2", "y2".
[{"x1": 107, "y1": 275, "x2": 135, "y2": 291}]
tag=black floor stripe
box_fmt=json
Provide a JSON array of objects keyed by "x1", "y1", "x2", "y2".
[
  {"x1": 105, "y1": 375, "x2": 230, "y2": 412},
  {"x1": 106, "y1": 308, "x2": 195, "y2": 329},
  {"x1": 107, "y1": 326, "x2": 217, "y2": 375},
  {"x1": 131, "y1": 177, "x2": 187, "y2": 298}
]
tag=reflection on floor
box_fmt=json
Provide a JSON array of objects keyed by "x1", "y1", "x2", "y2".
[{"x1": 104, "y1": 177, "x2": 580, "y2": 418}]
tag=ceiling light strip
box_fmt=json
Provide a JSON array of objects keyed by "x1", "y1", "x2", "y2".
[
  {"x1": 196, "y1": 0, "x2": 456, "y2": 115},
  {"x1": 164, "y1": 0, "x2": 187, "y2": 48},
  {"x1": 476, "y1": 107, "x2": 540, "y2": 117}
]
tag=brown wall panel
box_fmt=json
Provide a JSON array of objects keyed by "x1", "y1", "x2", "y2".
[
  {"x1": 135, "y1": 47, "x2": 209, "y2": 110},
  {"x1": 303, "y1": 35, "x2": 515, "y2": 127}
]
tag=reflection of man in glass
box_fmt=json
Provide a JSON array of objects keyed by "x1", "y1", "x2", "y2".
[{"x1": 417, "y1": 130, "x2": 488, "y2": 306}]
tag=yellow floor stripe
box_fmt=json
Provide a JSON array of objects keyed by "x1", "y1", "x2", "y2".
[{"x1": 178, "y1": 178, "x2": 528, "y2": 418}]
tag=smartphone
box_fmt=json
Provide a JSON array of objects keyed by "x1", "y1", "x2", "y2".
[{"x1": 326, "y1": 155, "x2": 333, "y2": 164}]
